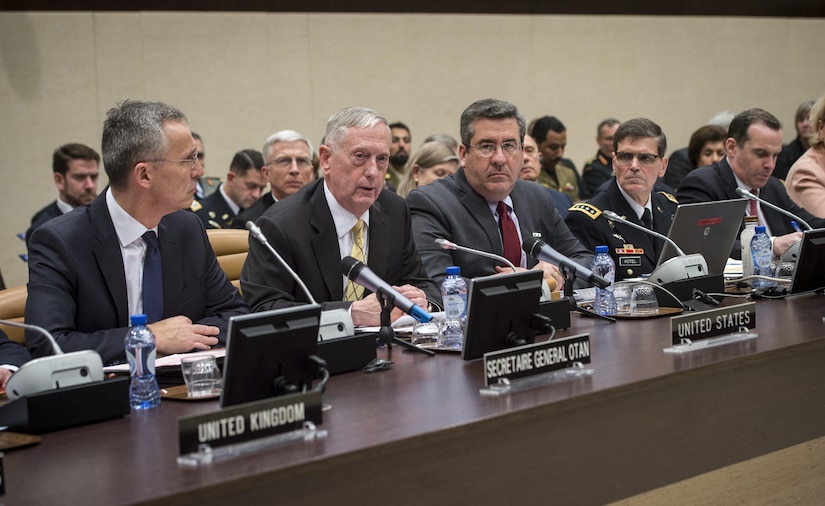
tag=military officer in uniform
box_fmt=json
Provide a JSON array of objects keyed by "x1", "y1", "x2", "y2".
[
  {"x1": 566, "y1": 118, "x2": 677, "y2": 281},
  {"x1": 582, "y1": 118, "x2": 620, "y2": 197},
  {"x1": 192, "y1": 149, "x2": 266, "y2": 229}
]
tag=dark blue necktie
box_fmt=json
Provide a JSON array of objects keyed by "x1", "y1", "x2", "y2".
[{"x1": 142, "y1": 231, "x2": 163, "y2": 323}]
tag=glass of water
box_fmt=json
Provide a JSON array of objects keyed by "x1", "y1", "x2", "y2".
[
  {"x1": 630, "y1": 283, "x2": 659, "y2": 316},
  {"x1": 410, "y1": 320, "x2": 441, "y2": 348}
]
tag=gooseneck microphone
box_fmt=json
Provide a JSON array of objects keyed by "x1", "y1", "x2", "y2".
[
  {"x1": 0, "y1": 319, "x2": 104, "y2": 399},
  {"x1": 434, "y1": 238, "x2": 517, "y2": 272},
  {"x1": 602, "y1": 210, "x2": 687, "y2": 255},
  {"x1": 339, "y1": 256, "x2": 433, "y2": 323},
  {"x1": 734, "y1": 187, "x2": 813, "y2": 230},
  {"x1": 522, "y1": 237, "x2": 610, "y2": 288},
  {"x1": 602, "y1": 209, "x2": 708, "y2": 284},
  {"x1": 246, "y1": 221, "x2": 318, "y2": 305}
]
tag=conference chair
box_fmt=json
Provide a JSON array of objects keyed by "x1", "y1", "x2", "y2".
[
  {"x1": 0, "y1": 285, "x2": 27, "y2": 345},
  {"x1": 206, "y1": 228, "x2": 249, "y2": 295}
]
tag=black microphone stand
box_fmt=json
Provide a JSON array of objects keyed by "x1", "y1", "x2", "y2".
[
  {"x1": 560, "y1": 264, "x2": 615, "y2": 322},
  {"x1": 376, "y1": 291, "x2": 435, "y2": 359}
]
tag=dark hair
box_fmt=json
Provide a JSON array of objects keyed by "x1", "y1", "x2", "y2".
[
  {"x1": 388, "y1": 122, "x2": 410, "y2": 134},
  {"x1": 229, "y1": 149, "x2": 264, "y2": 176},
  {"x1": 53, "y1": 143, "x2": 100, "y2": 175},
  {"x1": 597, "y1": 118, "x2": 621, "y2": 137},
  {"x1": 459, "y1": 98, "x2": 525, "y2": 147},
  {"x1": 613, "y1": 118, "x2": 667, "y2": 157},
  {"x1": 529, "y1": 116, "x2": 565, "y2": 144},
  {"x1": 795, "y1": 100, "x2": 815, "y2": 124},
  {"x1": 102, "y1": 100, "x2": 188, "y2": 190},
  {"x1": 687, "y1": 125, "x2": 727, "y2": 168},
  {"x1": 727, "y1": 108, "x2": 782, "y2": 147}
]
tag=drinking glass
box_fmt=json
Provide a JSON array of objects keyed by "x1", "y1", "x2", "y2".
[{"x1": 630, "y1": 284, "x2": 659, "y2": 316}]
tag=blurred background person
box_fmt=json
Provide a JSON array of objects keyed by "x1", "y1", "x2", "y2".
[
  {"x1": 688, "y1": 125, "x2": 727, "y2": 170},
  {"x1": 396, "y1": 141, "x2": 459, "y2": 197},
  {"x1": 775, "y1": 99, "x2": 815, "y2": 181},
  {"x1": 785, "y1": 96, "x2": 825, "y2": 217},
  {"x1": 193, "y1": 149, "x2": 266, "y2": 229},
  {"x1": 518, "y1": 134, "x2": 573, "y2": 218},
  {"x1": 423, "y1": 132, "x2": 460, "y2": 155}
]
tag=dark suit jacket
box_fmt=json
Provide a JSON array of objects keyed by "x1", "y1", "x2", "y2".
[
  {"x1": 26, "y1": 201, "x2": 62, "y2": 249},
  {"x1": 25, "y1": 192, "x2": 249, "y2": 364},
  {"x1": 236, "y1": 192, "x2": 276, "y2": 228},
  {"x1": 240, "y1": 179, "x2": 440, "y2": 312},
  {"x1": 774, "y1": 136, "x2": 806, "y2": 181},
  {"x1": 0, "y1": 330, "x2": 31, "y2": 367},
  {"x1": 676, "y1": 157, "x2": 825, "y2": 258},
  {"x1": 407, "y1": 168, "x2": 592, "y2": 286},
  {"x1": 193, "y1": 185, "x2": 239, "y2": 229},
  {"x1": 663, "y1": 147, "x2": 691, "y2": 190},
  {"x1": 565, "y1": 180, "x2": 678, "y2": 281}
]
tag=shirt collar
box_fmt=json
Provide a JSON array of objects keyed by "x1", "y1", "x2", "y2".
[
  {"x1": 616, "y1": 183, "x2": 652, "y2": 220},
  {"x1": 323, "y1": 179, "x2": 370, "y2": 239},
  {"x1": 106, "y1": 188, "x2": 158, "y2": 247}
]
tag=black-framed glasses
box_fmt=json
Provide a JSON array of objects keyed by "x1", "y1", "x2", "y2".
[
  {"x1": 614, "y1": 151, "x2": 661, "y2": 167},
  {"x1": 470, "y1": 141, "x2": 522, "y2": 158},
  {"x1": 266, "y1": 156, "x2": 312, "y2": 169},
  {"x1": 143, "y1": 153, "x2": 199, "y2": 170}
]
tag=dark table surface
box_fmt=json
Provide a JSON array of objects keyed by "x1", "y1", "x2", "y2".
[{"x1": 5, "y1": 293, "x2": 825, "y2": 505}]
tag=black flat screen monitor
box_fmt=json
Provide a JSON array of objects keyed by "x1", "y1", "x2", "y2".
[
  {"x1": 220, "y1": 304, "x2": 322, "y2": 408},
  {"x1": 789, "y1": 228, "x2": 825, "y2": 294},
  {"x1": 461, "y1": 270, "x2": 544, "y2": 361}
]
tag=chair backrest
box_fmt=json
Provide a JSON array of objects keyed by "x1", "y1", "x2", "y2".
[
  {"x1": 0, "y1": 285, "x2": 28, "y2": 345},
  {"x1": 206, "y1": 229, "x2": 249, "y2": 294}
]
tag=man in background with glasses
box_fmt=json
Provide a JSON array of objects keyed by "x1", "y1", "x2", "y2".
[
  {"x1": 238, "y1": 130, "x2": 317, "y2": 225},
  {"x1": 25, "y1": 100, "x2": 249, "y2": 365},
  {"x1": 565, "y1": 118, "x2": 678, "y2": 281},
  {"x1": 408, "y1": 98, "x2": 591, "y2": 289}
]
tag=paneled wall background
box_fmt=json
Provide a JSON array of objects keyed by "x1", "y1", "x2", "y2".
[{"x1": 1, "y1": 11, "x2": 823, "y2": 287}]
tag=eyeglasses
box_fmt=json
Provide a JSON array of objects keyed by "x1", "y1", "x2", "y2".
[
  {"x1": 266, "y1": 157, "x2": 312, "y2": 169},
  {"x1": 143, "y1": 153, "x2": 200, "y2": 170},
  {"x1": 613, "y1": 151, "x2": 661, "y2": 167},
  {"x1": 470, "y1": 141, "x2": 522, "y2": 158}
]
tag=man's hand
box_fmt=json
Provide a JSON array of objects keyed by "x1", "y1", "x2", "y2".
[
  {"x1": 495, "y1": 260, "x2": 562, "y2": 291},
  {"x1": 772, "y1": 232, "x2": 803, "y2": 257},
  {"x1": 351, "y1": 285, "x2": 428, "y2": 326},
  {"x1": 0, "y1": 368, "x2": 13, "y2": 390},
  {"x1": 148, "y1": 316, "x2": 220, "y2": 355}
]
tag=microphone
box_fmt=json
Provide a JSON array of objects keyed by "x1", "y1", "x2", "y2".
[
  {"x1": 735, "y1": 187, "x2": 813, "y2": 230},
  {"x1": 602, "y1": 209, "x2": 708, "y2": 285},
  {"x1": 246, "y1": 221, "x2": 353, "y2": 340},
  {"x1": 0, "y1": 319, "x2": 104, "y2": 399},
  {"x1": 434, "y1": 238, "x2": 517, "y2": 272},
  {"x1": 522, "y1": 236, "x2": 611, "y2": 289},
  {"x1": 339, "y1": 256, "x2": 433, "y2": 323},
  {"x1": 734, "y1": 187, "x2": 810, "y2": 262}
]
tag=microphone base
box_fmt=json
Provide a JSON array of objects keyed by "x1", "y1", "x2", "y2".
[
  {"x1": 0, "y1": 376, "x2": 130, "y2": 434},
  {"x1": 537, "y1": 299, "x2": 572, "y2": 330},
  {"x1": 658, "y1": 274, "x2": 724, "y2": 308},
  {"x1": 317, "y1": 333, "x2": 377, "y2": 375}
]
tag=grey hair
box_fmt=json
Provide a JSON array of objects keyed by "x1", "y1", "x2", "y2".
[
  {"x1": 324, "y1": 107, "x2": 389, "y2": 149},
  {"x1": 102, "y1": 100, "x2": 188, "y2": 190},
  {"x1": 262, "y1": 130, "x2": 314, "y2": 164}
]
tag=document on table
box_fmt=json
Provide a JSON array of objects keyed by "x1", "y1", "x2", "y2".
[{"x1": 103, "y1": 348, "x2": 226, "y2": 373}]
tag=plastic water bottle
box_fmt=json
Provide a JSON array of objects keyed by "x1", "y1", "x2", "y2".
[
  {"x1": 439, "y1": 266, "x2": 467, "y2": 349},
  {"x1": 740, "y1": 216, "x2": 758, "y2": 279},
  {"x1": 592, "y1": 245, "x2": 617, "y2": 316},
  {"x1": 125, "y1": 314, "x2": 161, "y2": 410},
  {"x1": 750, "y1": 226, "x2": 775, "y2": 290}
]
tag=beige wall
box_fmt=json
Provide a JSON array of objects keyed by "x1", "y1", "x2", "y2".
[{"x1": 1, "y1": 12, "x2": 823, "y2": 287}]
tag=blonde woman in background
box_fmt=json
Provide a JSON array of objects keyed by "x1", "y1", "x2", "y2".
[
  {"x1": 396, "y1": 141, "x2": 459, "y2": 197},
  {"x1": 786, "y1": 96, "x2": 825, "y2": 218}
]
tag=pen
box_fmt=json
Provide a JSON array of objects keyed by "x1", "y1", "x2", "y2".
[{"x1": 791, "y1": 221, "x2": 803, "y2": 233}]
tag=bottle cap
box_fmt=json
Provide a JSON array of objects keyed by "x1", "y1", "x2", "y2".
[
  {"x1": 595, "y1": 245, "x2": 608, "y2": 254},
  {"x1": 755, "y1": 226, "x2": 766, "y2": 234},
  {"x1": 446, "y1": 266, "x2": 460, "y2": 275},
  {"x1": 130, "y1": 314, "x2": 148, "y2": 326}
]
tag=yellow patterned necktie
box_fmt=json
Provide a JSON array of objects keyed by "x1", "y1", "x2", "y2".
[{"x1": 344, "y1": 219, "x2": 366, "y2": 301}]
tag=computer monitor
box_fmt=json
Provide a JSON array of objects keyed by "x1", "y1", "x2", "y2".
[
  {"x1": 220, "y1": 304, "x2": 322, "y2": 408},
  {"x1": 461, "y1": 270, "x2": 545, "y2": 361},
  {"x1": 789, "y1": 229, "x2": 825, "y2": 295}
]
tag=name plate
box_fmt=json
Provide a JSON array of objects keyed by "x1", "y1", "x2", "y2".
[
  {"x1": 178, "y1": 390, "x2": 322, "y2": 455},
  {"x1": 483, "y1": 334, "x2": 591, "y2": 387},
  {"x1": 670, "y1": 302, "x2": 756, "y2": 346}
]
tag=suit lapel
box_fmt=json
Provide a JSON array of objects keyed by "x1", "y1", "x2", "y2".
[
  {"x1": 309, "y1": 183, "x2": 346, "y2": 301},
  {"x1": 456, "y1": 170, "x2": 502, "y2": 255},
  {"x1": 90, "y1": 196, "x2": 129, "y2": 326},
  {"x1": 367, "y1": 197, "x2": 390, "y2": 281}
]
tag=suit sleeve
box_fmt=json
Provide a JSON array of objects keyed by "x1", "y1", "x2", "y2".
[
  {"x1": 0, "y1": 332, "x2": 31, "y2": 368},
  {"x1": 675, "y1": 170, "x2": 714, "y2": 205},
  {"x1": 25, "y1": 225, "x2": 130, "y2": 364},
  {"x1": 391, "y1": 201, "x2": 442, "y2": 308},
  {"x1": 407, "y1": 188, "x2": 457, "y2": 287}
]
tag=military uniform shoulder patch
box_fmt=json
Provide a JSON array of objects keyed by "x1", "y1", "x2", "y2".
[
  {"x1": 569, "y1": 202, "x2": 602, "y2": 219},
  {"x1": 658, "y1": 191, "x2": 678, "y2": 204},
  {"x1": 190, "y1": 200, "x2": 203, "y2": 212}
]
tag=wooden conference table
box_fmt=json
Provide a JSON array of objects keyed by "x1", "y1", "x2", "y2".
[{"x1": 5, "y1": 294, "x2": 825, "y2": 505}]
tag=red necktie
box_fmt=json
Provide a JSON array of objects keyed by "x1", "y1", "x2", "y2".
[
  {"x1": 497, "y1": 201, "x2": 521, "y2": 268},
  {"x1": 749, "y1": 189, "x2": 761, "y2": 225}
]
